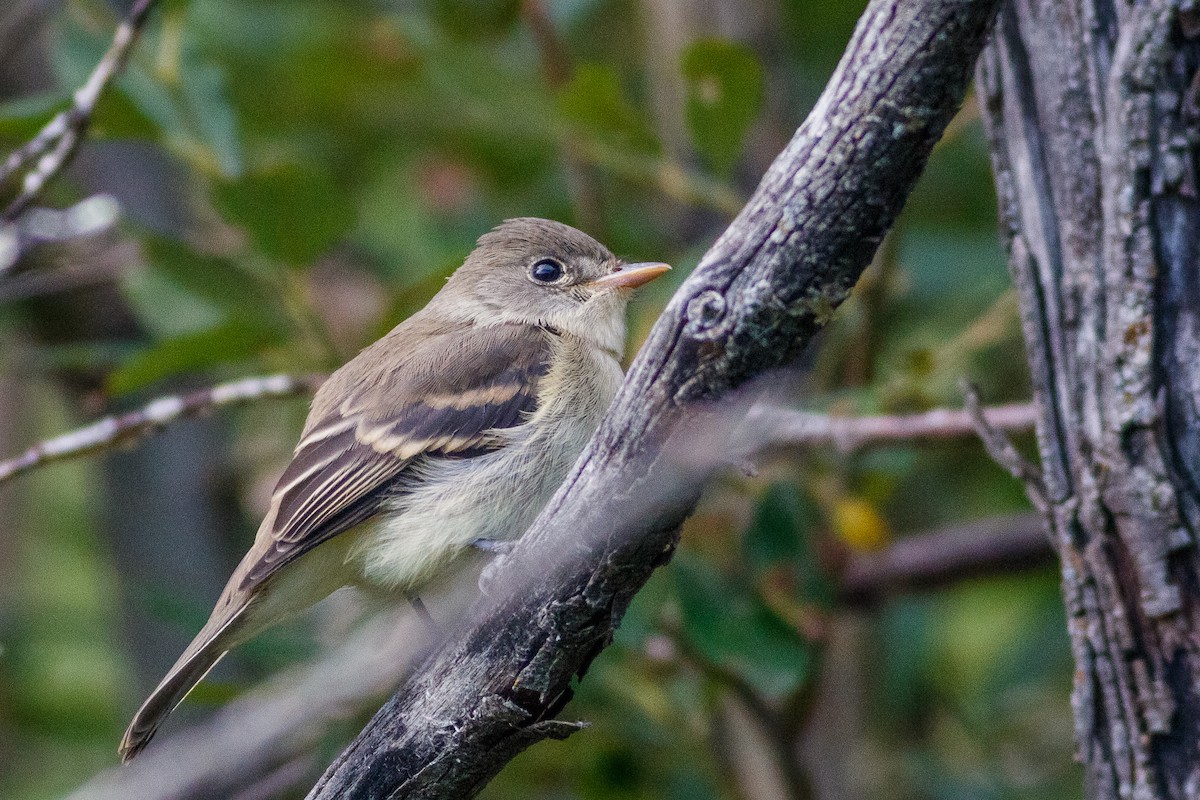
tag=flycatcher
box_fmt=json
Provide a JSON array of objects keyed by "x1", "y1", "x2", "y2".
[{"x1": 119, "y1": 218, "x2": 669, "y2": 761}]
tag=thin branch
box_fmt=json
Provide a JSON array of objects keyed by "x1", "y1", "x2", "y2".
[
  {"x1": 838, "y1": 512, "x2": 1054, "y2": 606},
  {"x1": 748, "y1": 401, "x2": 1037, "y2": 454},
  {"x1": 960, "y1": 380, "x2": 1048, "y2": 510},
  {"x1": 0, "y1": 373, "x2": 325, "y2": 488},
  {"x1": 520, "y1": 0, "x2": 572, "y2": 89},
  {"x1": 0, "y1": 356, "x2": 1030, "y2": 492},
  {"x1": 0, "y1": 248, "x2": 130, "y2": 302},
  {"x1": 0, "y1": 194, "x2": 122, "y2": 275},
  {"x1": 0, "y1": 0, "x2": 158, "y2": 223}
]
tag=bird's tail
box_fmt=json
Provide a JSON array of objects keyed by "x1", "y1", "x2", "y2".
[{"x1": 118, "y1": 608, "x2": 245, "y2": 763}]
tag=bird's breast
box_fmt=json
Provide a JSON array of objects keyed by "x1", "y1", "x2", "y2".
[{"x1": 349, "y1": 336, "x2": 623, "y2": 593}]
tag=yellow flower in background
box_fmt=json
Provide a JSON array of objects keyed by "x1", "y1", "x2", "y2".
[{"x1": 831, "y1": 496, "x2": 890, "y2": 552}]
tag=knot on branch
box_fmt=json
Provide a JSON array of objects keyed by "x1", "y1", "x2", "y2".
[{"x1": 684, "y1": 290, "x2": 729, "y2": 340}]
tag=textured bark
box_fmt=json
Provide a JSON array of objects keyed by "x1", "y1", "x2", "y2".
[
  {"x1": 306, "y1": 1, "x2": 1000, "y2": 797},
  {"x1": 978, "y1": 2, "x2": 1200, "y2": 797}
]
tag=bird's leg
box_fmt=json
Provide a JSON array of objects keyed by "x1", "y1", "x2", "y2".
[{"x1": 406, "y1": 594, "x2": 438, "y2": 634}]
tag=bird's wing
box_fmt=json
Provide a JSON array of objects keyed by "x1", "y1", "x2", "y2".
[
  {"x1": 119, "y1": 322, "x2": 554, "y2": 762},
  {"x1": 240, "y1": 321, "x2": 554, "y2": 591}
]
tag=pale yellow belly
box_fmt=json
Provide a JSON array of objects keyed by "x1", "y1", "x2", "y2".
[{"x1": 347, "y1": 413, "x2": 598, "y2": 592}]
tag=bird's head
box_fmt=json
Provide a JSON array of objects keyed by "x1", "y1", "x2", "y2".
[{"x1": 437, "y1": 217, "x2": 670, "y2": 353}]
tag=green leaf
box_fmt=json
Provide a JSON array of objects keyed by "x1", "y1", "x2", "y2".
[
  {"x1": 114, "y1": 64, "x2": 190, "y2": 144},
  {"x1": 673, "y1": 553, "x2": 814, "y2": 698},
  {"x1": 681, "y1": 39, "x2": 764, "y2": 176},
  {"x1": 0, "y1": 92, "x2": 66, "y2": 139},
  {"x1": 180, "y1": 57, "x2": 244, "y2": 177},
  {"x1": 743, "y1": 482, "x2": 834, "y2": 607},
  {"x1": 107, "y1": 319, "x2": 281, "y2": 395},
  {"x1": 557, "y1": 64, "x2": 660, "y2": 154},
  {"x1": 143, "y1": 236, "x2": 276, "y2": 313},
  {"x1": 121, "y1": 238, "x2": 281, "y2": 340},
  {"x1": 214, "y1": 165, "x2": 355, "y2": 267},
  {"x1": 90, "y1": 86, "x2": 163, "y2": 140},
  {"x1": 743, "y1": 482, "x2": 806, "y2": 573},
  {"x1": 120, "y1": 267, "x2": 227, "y2": 340},
  {"x1": 431, "y1": 0, "x2": 521, "y2": 39},
  {"x1": 118, "y1": 41, "x2": 243, "y2": 175}
]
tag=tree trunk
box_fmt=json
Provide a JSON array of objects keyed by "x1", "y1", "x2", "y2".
[{"x1": 977, "y1": 2, "x2": 1200, "y2": 797}]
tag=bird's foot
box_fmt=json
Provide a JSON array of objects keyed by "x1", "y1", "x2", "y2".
[
  {"x1": 475, "y1": 541, "x2": 515, "y2": 597},
  {"x1": 479, "y1": 559, "x2": 505, "y2": 597},
  {"x1": 471, "y1": 537, "x2": 514, "y2": 555}
]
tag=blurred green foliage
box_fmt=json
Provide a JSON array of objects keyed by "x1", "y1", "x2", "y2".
[
  {"x1": 0, "y1": 0, "x2": 1077, "y2": 799},
  {"x1": 681, "y1": 39, "x2": 765, "y2": 176}
]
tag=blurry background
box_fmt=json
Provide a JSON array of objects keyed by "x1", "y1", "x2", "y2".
[{"x1": 0, "y1": 0, "x2": 1075, "y2": 798}]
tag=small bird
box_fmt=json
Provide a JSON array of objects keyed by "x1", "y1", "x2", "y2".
[{"x1": 119, "y1": 218, "x2": 668, "y2": 761}]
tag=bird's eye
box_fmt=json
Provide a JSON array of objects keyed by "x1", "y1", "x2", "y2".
[{"x1": 530, "y1": 259, "x2": 564, "y2": 283}]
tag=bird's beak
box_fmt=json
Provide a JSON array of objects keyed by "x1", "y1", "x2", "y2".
[{"x1": 588, "y1": 262, "x2": 672, "y2": 291}]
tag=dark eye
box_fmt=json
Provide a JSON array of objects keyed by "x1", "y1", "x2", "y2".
[{"x1": 530, "y1": 259, "x2": 563, "y2": 283}]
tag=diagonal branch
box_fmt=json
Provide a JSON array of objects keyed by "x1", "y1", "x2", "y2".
[
  {"x1": 0, "y1": 0, "x2": 158, "y2": 225},
  {"x1": 307, "y1": 1, "x2": 1003, "y2": 797},
  {"x1": 0, "y1": 373, "x2": 324, "y2": 488}
]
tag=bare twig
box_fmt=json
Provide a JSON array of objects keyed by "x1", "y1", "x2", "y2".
[
  {"x1": 0, "y1": 359, "x2": 1029, "y2": 493},
  {"x1": 748, "y1": 401, "x2": 1037, "y2": 454},
  {"x1": 0, "y1": 194, "x2": 122, "y2": 274},
  {"x1": 0, "y1": 373, "x2": 324, "y2": 488},
  {"x1": 960, "y1": 380, "x2": 1048, "y2": 510},
  {"x1": 839, "y1": 512, "x2": 1053, "y2": 605},
  {"x1": 0, "y1": 0, "x2": 158, "y2": 222}
]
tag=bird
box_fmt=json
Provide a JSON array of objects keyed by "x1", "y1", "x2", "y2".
[{"x1": 118, "y1": 217, "x2": 669, "y2": 762}]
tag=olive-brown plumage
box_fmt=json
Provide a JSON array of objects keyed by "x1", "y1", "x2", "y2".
[{"x1": 119, "y1": 218, "x2": 668, "y2": 762}]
